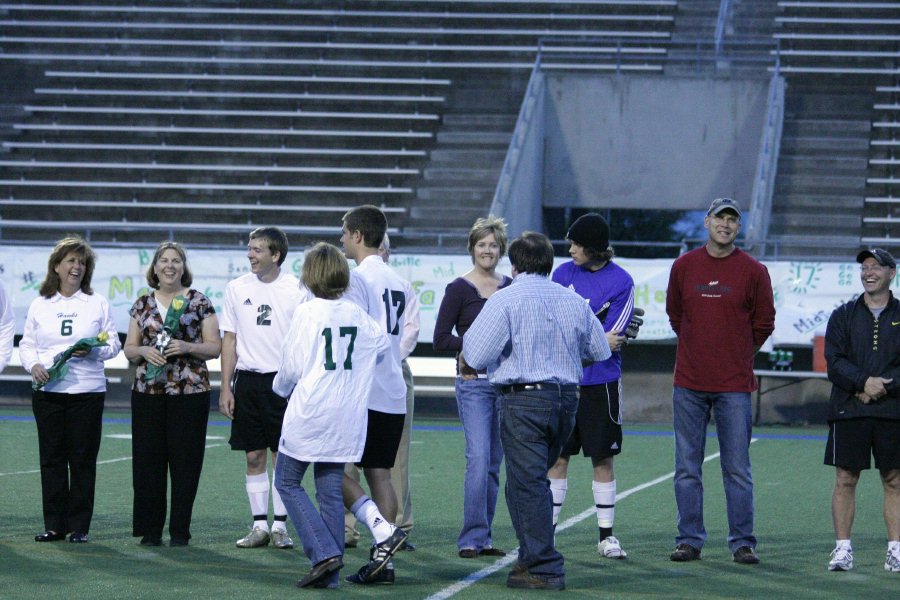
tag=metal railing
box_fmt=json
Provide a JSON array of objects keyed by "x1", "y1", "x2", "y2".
[
  {"x1": 743, "y1": 58, "x2": 785, "y2": 257},
  {"x1": 488, "y1": 48, "x2": 546, "y2": 230},
  {"x1": 714, "y1": 0, "x2": 734, "y2": 56}
]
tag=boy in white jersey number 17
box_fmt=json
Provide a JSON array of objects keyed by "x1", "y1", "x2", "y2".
[{"x1": 338, "y1": 205, "x2": 410, "y2": 584}]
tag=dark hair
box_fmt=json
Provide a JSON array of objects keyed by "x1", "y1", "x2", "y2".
[
  {"x1": 302, "y1": 242, "x2": 350, "y2": 300},
  {"x1": 342, "y1": 204, "x2": 388, "y2": 248},
  {"x1": 467, "y1": 215, "x2": 508, "y2": 258},
  {"x1": 583, "y1": 246, "x2": 615, "y2": 263},
  {"x1": 249, "y1": 226, "x2": 289, "y2": 266},
  {"x1": 508, "y1": 231, "x2": 554, "y2": 276},
  {"x1": 40, "y1": 235, "x2": 96, "y2": 298},
  {"x1": 145, "y1": 241, "x2": 193, "y2": 289}
]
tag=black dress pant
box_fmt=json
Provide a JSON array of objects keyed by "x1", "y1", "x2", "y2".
[
  {"x1": 31, "y1": 391, "x2": 105, "y2": 535},
  {"x1": 131, "y1": 390, "x2": 209, "y2": 541}
]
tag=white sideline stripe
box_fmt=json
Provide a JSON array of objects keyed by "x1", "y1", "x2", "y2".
[
  {"x1": 426, "y1": 441, "x2": 757, "y2": 600},
  {"x1": 106, "y1": 434, "x2": 225, "y2": 441},
  {"x1": 0, "y1": 443, "x2": 225, "y2": 477}
]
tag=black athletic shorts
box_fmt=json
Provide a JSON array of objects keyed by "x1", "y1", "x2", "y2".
[
  {"x1": 824, "y1": 417, "x2": 900, "y2": 471},
  {"x1": 357, "y1": 409, "x2": 405, "y2": 469},
  {"x1": 228, "y1": 370, "x2": 287, "y2": 453},
  {"x1": 561, "y1": 381, "x2": 623, "y2": 459}
]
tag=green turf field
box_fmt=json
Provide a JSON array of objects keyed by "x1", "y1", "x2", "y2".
[{"x1": 1, "y1": 408, "x2": 897, "y2": 599}]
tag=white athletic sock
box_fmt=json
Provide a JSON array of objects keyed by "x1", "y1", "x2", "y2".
[
  {"x1": 836, "y1": 539, "x2": 852, "y2": 549},
  {"x1": 549, "y1": 478, "x2": 567, "y2": 526},
  {"x1": 593, "y1": 480, "x2": 616, "y2": 531},
  {"x1": 888, "y1": 540, "x2": 900, "y2": 552},
  {"x1": 246, "y1": 472, "x2": 269, "y2": 530},
  {"x1": 353, "y1": 497, "x2": 394, "y2": 544},
  {"x1": 270, "y1": 472, "x2": 288, "y2": 531}
]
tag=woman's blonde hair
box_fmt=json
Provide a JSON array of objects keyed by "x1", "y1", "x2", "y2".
[
  {"x1": 302, "y1": 242, "x2": 350, "y2": 300},
  {"x1": 467, "y1": 215, "x2": 508, "y2": 258}
]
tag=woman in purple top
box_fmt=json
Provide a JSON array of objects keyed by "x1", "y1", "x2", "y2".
[{"x1": 433, "y1": 216, "x2": 512, "y2": 558}]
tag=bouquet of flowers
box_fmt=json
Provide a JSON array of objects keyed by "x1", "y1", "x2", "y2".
[
  {"x1": 146, "y1": 295, "x2": 188, "y2": 381},
  {"x1": 34, "y1": 330, "x2": 111, "y2": 390}
]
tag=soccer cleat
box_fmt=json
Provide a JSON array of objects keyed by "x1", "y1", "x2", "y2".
[
  {"x1": 356, "y1": 528, "x2": 407, "y2": 582},
  {"x1": 235, "y1": 526, "x2": 270, "y2": 548},
  {"x1": 597, "y1": 536, "x2": 627, "y2": 559},
  {"x1": 346, "y1": 564, "x2": 395, "y2": 585},
  {"x1": 271, "y1": 529, "x2": 294, "y2": 549},
  {"x1": 885, "y1": 547, "x2": 900, "y2": 572},
  {"x1": 828, "y1": 545, "x2": 853, "y2": 571},
  {"x1": 670, "y1": 543, "x2": 701, "y2": 562}
]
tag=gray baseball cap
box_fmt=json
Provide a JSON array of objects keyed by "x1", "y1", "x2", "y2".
[{"x1": 707, "y1": 197, "x2": 742, "y2": 219}]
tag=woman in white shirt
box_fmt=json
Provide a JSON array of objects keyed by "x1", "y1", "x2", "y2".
[
  {"x1": 272, "y1": 242, "x2": 390, "y2": 588},
  {"x1": 19, "y1": 236, "x2": 121, "y2": 544}
]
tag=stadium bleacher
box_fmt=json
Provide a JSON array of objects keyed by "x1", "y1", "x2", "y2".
[
  {"x1": 0, "y1": 0, "x2": 675, "y2": 251},
  {"x1": 768, "y1": 0, "x2": 899, "y2": 257}
]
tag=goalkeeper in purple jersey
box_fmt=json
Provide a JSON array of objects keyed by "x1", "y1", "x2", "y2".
[{"x1": 547, "y1": 213, "x2": 635, "y2": 559}]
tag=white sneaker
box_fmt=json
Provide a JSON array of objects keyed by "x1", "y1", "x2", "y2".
[
  {"x1": 885, "y1": 547, "x2": 900, "y2": 572},
  {"x1": 236, "y1": 526, "x2": 270, "y2": 548},
  {"x1": 828, "y1": 545, "x2": 853, "y2": 571},
  {"x1": 597, "y1": 536, "x2": 627, "y2": 559},
  {"x1": 271, "y1": 528, "x2": 294, "y2": 549}
]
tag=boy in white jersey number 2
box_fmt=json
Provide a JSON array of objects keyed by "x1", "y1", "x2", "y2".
[{"x1": 219, "y1": 227, "x2": 306, "y2": 550}]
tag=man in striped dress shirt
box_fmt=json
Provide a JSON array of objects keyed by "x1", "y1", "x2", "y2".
[{"x1": 464, "y1": 231, "x2": 612, "y2": 591}]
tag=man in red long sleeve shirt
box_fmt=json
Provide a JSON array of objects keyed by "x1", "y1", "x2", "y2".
[{"x1": 665, "y1": 197, "x2": 775, "y2": 565}]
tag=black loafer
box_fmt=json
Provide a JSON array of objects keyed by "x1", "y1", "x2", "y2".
[
  {"x1": 35, "y1": 531, "x2": 65, "y2": 542},
  {"x1": 733, "y1": 546, "x2": 760, "y2": 564},
  {"x1": 297, "y1": 556, "x2": 343, "y2": 588},
  {"x1": 140, "y1": 535, "x2": 162, "y2": 546},
  {"x1": 479, "y1": 547, "x2": 507, "y2": 557},
  {"x1": 169, "y1": 538, "x2": 189, "y2": 547},
  {"x1": 458, "y1": 548, "x2": 478, "y2": 558},
  {"x1": 670, "y1": 543, "x2": 702, "y2": 562},
  {"x1": 68, "y1": 533, "x2": 89, "y2": 543}
]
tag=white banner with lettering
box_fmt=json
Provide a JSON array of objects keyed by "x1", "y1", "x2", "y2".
[{"x1": 0, "y1": 246, "x2": 870, "y2": 347}]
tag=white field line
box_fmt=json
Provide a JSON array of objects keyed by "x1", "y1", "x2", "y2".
[
  {"x1": 426, "y1": 440, "x2": 758, "y2": 600},
  {"x1": 0, "y1": 442, "x2": 225, "y2": 477}
]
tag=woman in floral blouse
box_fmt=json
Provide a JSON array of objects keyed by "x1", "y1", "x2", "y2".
[{"x1": 123, "y1": 241, "x2": 221, "y2": 547}]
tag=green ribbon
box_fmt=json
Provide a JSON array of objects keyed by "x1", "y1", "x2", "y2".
[
  {"x1": 146, "y1": 295, "x2": 188, "y2": 381},
  {"x1": 34, "y1": 332, "x2": 110, "y2": 390}
]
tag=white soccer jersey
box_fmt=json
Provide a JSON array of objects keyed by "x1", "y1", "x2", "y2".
[
  {"x1": 18, "y1": 290, "x2": 121, "y2": 393},
  {"x1": 273, "y1": 297, "x2": 390, "y2": 463},
  {"x1": 219, "y1": 271, "x2": 306, "y2": 373},
  {"x1": 398, "y1": 276, "x2": 420, "y2": 360},
  {"x1": 343, "y1": 255, "x2": 408, "y2": 414},
  {"x1": 0, "y1": 280, "x2": 14, "y2": 372}
]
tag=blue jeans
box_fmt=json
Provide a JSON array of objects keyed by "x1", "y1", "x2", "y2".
[
  {"x1": 274, "y1": 456, "x2": 343, "y2": 584},
  {"x1": 456, "y1": 378, "x2": 503, "y2": 551},
  {"x1": 499, "y1": 385, "x2": 578, "y2": 580},
  {"x1": 672, "y1": 386, "x2": 756, "y2": 552}
]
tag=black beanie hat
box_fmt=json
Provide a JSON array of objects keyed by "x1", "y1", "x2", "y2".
[{"x1": 566, "y1": 213, "x2": 610, "y2": 253}]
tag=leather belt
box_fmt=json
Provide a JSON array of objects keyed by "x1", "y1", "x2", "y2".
[
  {"x1": 235, "y1": 370, "x2": 277, "y2": 377},
  {"x1": 499, "y1": 382, "x2": 578, "y2": 395}
]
